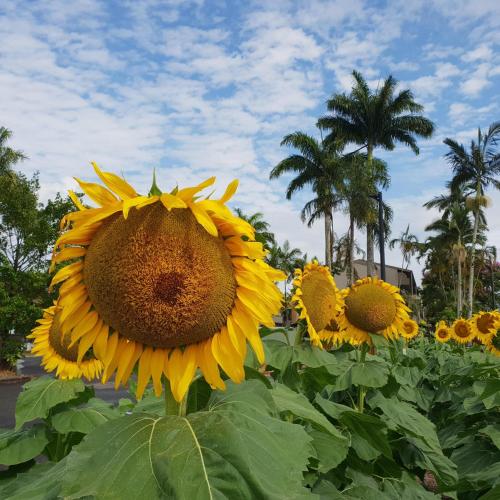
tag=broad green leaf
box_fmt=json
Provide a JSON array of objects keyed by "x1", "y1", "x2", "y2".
[
  {"x1": 0, "y1": 425, "x2": 48, "y2": 466},
  {"x1": 61, "y1": 390, "x2": 314, "y2": 499},
  {"x1": 264, "y1": 339, "x2": 294, "y2": 372},
  {"x1": 309, "y1": 429, "x2": 348, "y2": 472},
  {"x1": 315, "y1": 395, "x2": 392, "y2": 459},
  {"x1": 392, "y1": 365, "x2": 421, "y2": 386},
  {"x1": 369, "y1": 394, "x2": 457, "y2": 489},
  {"x1": 480, "y1": 425, "x2": 500, "y2": 450},
  {"x1": 15, "y1": 376, "x2": 86, "y2": 430},
  {"x1": 473, "y1": 380, "x2": 500, "y2": 409},
  {"x1": 0, "y1": 460, "x2": 67, "y2": 500},
  {"x1": 51, "y1": 398, "x2": 120, "y2": 434},
  {"x1": 327, "y1": 358, "x2": 389, "y2": 391}
]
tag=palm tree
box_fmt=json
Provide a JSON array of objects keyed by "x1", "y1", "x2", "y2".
[
  {"x1": 266, "y1": 240, "x2": 303, "y2": 325},
  {"x1": 0, "y1": 127, "x2": 26, "y2": 173},
  {"x1": 270, "y1": 130, "x2": 345, "y2": 269},
  {"x1": 339, "y1": 154, "x2": 390, "y2": 284},
  {"x1": 445, "y1": 121, "x2": 500, "y2": 316},
  {"x1": 389, "y1": 224, "x2": 420, "y2": 270},
  {"x1": 234, "y1": 209, "x2": 275, "y2": 249},
  {"x1": 318, "y1": 70, "x2": 435, "y2": 275}
]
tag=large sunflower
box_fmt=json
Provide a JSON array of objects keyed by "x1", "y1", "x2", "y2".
[
  {"x1": 450, "y1": 318, "x2": 474, "y2": 344},
  {"x1": 400, "y1": 319, "x2": 419, "y2": 340},
  {"x1": 338, "y1": 277, "x2": 411, "y2": 344},
  {"x1": 292, "y1": 261, "x2": 344, "y2": 347},
  {"x1": 434, "y1": 321, "x2": 451, "y2": 343},
  {"x1": 46, "y1": 164, "x2": 285, "y2": 401},
  {"x1": 28, "y1": 304, "x2": 102, "y2": 380},
  {"x1": 470, "y1": 311, "x2": 499, "y2": 344}
]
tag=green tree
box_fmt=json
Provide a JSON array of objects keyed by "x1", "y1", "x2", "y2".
[
  {"x1": 444, "y1": 122, "x2": 500, "y2": 316},
  {"x1": 318, "y1": 71, "x2": 434, "y2": 276},
  {"x1": 389, "y1": 224, "x2": 420, "y2": 273},
  {"x1": 234, "y1": 209, "x2": 275, "y2": 249},
  {"x1": 0, "y1": 127, "x2": 26, "y2": 173},
  {"x1": 270, "y1": 130, "x2": 344, "y2": 269}
]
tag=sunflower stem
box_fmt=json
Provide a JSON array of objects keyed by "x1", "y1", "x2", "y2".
[
  {"x1": 164, "y1": 378, "x2": 179, "y2": 416},
  {"x1": 357, "y1": 343, "x2": 369, "y2": 413},
  {"x1": 178, "y1": 392, "x2": 188, "y2": 417},
  {"x1": 294, "y1": 322, "x2": 306, "y2": 346}
]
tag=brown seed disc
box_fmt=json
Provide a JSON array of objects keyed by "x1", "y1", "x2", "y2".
[
  {"x1": 438, "y1": 329, "x2": 448, "y2": 339},
  {"x1": 345, "y1": 283, "x2": 397, "y2": 333},
  {"x1": 477, "y1": 314, "x2": 495, "y2": 335},
  {"x1": 455, "y1": 322, "x2": 470, "y2": 338},
  {"x1": 49, "y1": 312, "x2": 78, "y2": 361},
  {"x1": 83, "y1": 203, "x2": 237, "y2": 348},
  {"x1": 301, "y1": 271, "x2": 337, "y2": 332}
]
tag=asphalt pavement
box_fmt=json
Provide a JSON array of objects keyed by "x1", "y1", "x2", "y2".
[{"x1": 0, "y1": 356, "x2": 132, "y2": 428}]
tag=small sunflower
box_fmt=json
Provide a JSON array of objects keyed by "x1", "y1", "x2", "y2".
[
  {"x1": 470, "y1": 311, "x2": 499, "y2": 343},
  {"x1": 485, "y1": 329, "x2": 500, "y2": 357},
  {"x1": 43, "y1": 164, "x2": 285, "y2": 401},
  {"x1": 28, "y1": 304, "x2": 102, "y2": 380},
  {"x1": 292, "y1": 261, "x2": 344, "y2": 347},
  {"x1": 450, "y1": 318, "x2": 474, "y2": 344},
  {"x1": 401, "y1": 319, "x2": 419, "y2": 340},
  {"x1": 434, "y1": 321, "x2": 451, "y2": 343},
  {"x1": 338, "y1": 277, "x2": 411, "y2": 344}
]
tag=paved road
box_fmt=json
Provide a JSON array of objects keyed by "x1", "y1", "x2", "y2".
[{"x1": 0, "y1": 356, "x2": 132, "y2": 428}]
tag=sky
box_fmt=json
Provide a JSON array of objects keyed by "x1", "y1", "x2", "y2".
[{"x1": 1, "y1": 0, "x2": 499, "y2": 283}]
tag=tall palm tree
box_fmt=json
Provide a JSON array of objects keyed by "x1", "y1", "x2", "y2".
[
  {"x1": 266, "y1": 240, "x2": 303, "y2": 325},
  {"x1": 318, "y1": 70, "x2": 435, "y2": 275},
  {"x1": 389, "y1": 225, "x2": 420, "y2": 270},
  {"x1": 234, "y1": 209, "x2": 275, "y2": 249},
  {"x1": 339, "y1": 154, "x2": 390, "y2": 284},
  {"x1": 270, "y1": 130, "x2": 344, "y2": 269},
  {"x1": 445, "y1": 121, "x2": 500, "y2": 316}
]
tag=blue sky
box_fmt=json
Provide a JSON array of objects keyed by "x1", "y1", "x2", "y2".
[{"x1": 1, "y1": 0, "x2": 499, "y2": 281}]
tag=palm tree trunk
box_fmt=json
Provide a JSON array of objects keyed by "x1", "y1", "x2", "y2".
[
  {"x1": 467, "y1": 203, "x2": 480, "y2": 318},
  {"x1": 347, "y1": 212, "x2": 354, "y2": 285},
  {"x1": 457, "y1": 239, "x2": 462, "y2": 317},
  {"x1": 324, "y1": 210, "x2": 333, "y2": 270},
  {"x1": 366, "y1": 144, "x2": 375, "y2": 276}
]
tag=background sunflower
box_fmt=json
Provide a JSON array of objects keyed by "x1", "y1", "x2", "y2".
[
  {"x1": 434, "y1": 321, "x2": 451, "y2": 343},
  {"x1": 450, "y1": 318, "x2": 474, "y2": 344}
]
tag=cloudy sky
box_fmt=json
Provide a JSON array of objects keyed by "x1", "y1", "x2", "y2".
[{"x1": 1, "y1": 0, "x2": 499, "y2": 281}]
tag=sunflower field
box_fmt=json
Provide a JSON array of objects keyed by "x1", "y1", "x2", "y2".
[{"x1": 1, "y1": 168, "x2": 499, "y2": 500}]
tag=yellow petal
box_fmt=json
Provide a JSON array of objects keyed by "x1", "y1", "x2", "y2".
[
  {"x1": 77, "y1": 321, "x2": 102, "y2": 363},
  {"x1": 233, "y1": 302, "x2": 265, "y2": 364},
  {"x1": 68, "y1": 190, "x2": 85, "y2": 210},
  {"x1": 197, "y1": 341, "x2": 225, "y2": 390},
  {"x1": 211, "y1": 328, "x2": 245, "y2": 383},
  {"x1": 120, "y1": 342, "x2": 143, "y2": 387},
  {"x1": 122, "y1": 196, "x2": 149, "y2": 219},
  {"x1": 151, "y1": 348, "x2": 166, "y2": 397},
  {"x1": 226, "y1": 315, "x2": 247, "y2": 358},
  {"x1": 92, "y1": 162, "x2": 138, "y2": 200},
  {"x1": 169, "y1": 346, "x2": 198, "y2": 402},
  {"x1": 114, "y1": 340, "x2": 137, "y2": 388},
  {"x1": 74, "y1": 178, "x2": 118, "y2": 206},
  {"x1": 177, "y1": 177, "x2": 215, "y2": 202},
  {"x1": 219, "y1": 179, "x2": 239, "y2": 203},
  {"x1": 50, "y1": 262, "x2": 83, "y2": 290},
  {"x1": 188, "y1": 202, "x2": 218, "y2": 236},
  {"x1": 51, "y1": 247, "x2": 86, "y2": 271},
  {"x1": 136, "y1": 347, "x2": 153, "y2": 400},
  {"x1": 93, "y1": 323, "x2": 109, "y2": 361},
  {"x1": 160, "y1": 193, "x2": 187, "y2": 211},
  {"x1": 61, "y1": 301, "x2": 92, "y2": 333},
  {"x1": 102, "y1": 332, "x2": 119, "y2": 371}
]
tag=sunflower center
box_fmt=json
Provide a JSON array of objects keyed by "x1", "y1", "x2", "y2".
[
  {"x1": 48, "y1": 312, "x2": 79, "y2": 362},
  {"x1": 477, "y1": 314, "x2": 494, "y2": 334},
  {"x1": 455, "y1": 322, "x2": 470, "y2": 338},
  {"x1": 83, "y1": 203, "x2": 237, "y2": 349},
  {"x1": 437, "y1": 328, "x2": 448, "y2": 339},
  {"x1": 345, "y1": 283, "x2": 397, "y2": 333},
  {"x1": 403, "y1": 322, "x2": 414, "y2": 334},
  {"x1": 300, "y1": 271, "x2": 337, "y2": 332}
]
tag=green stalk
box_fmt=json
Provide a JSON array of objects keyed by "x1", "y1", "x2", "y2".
[
  {"x1": 357, "y1": 343, "x2": 369, "y2": 413},
  {"x1": 294, "y1": 322, "x2": 306, "y2": 346}
]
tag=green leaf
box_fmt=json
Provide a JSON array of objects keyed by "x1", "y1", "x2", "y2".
[
  {"x1": 61, "y1": 383, "x2": 314, "y2": 499},
  {"x1": 15, "y1": 376, "x2": 86, "y2": 430},
  {"x1": 473, "y1": 379, "x2": 500, "y2": 409},
  {"x1": 392, "y1": 365, "x2": 421, "y2": 386},
  {"x1": 480, "y1": 425, "x2": 500, "y2": 450},
  {"x1": 328, "y1": 358, "x2": 389, "y2": 391},
  {"x1": 51, "y1": 398, "x2": 120, "y2": 435},
  {"x1": 315, "y1": 395, "x2": 392, "y2": 460},
  {"x1": 309, "y1": 429, "x2": 348, "y2": 473},
  {"x1": 0, "y1": 460, "x2": 67, "y2": 500},
  {"x1": 148, "y1": 169, "x2": 162, "y2": 196},
  {"x1": 369, "y1": 394, "x2": 457, "y2": 489},
  {"x1": 0, "y1": 425, "x2": 48, "y2": 466}
]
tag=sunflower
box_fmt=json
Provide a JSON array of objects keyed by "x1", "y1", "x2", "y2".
[
  {"x1": 28, "y1": 304, "x2": 102, "y2": 380},
  {"x1": 338, "y1": 276, "x2": 411, "y2": 344},
  {"x1": 292, "y1": 261, "x2": 344, "y2": 347},
  {"x1": 400, "y1": 319, "x2": 419, "y2": 340},
  {"x1": 434, "y1": 321, "x2": 451, "y2": 343},
  {"x1": 485, "y1": 329, "x2": 500, "y2": 357},
  {"x1": 46, "y1": 163, "x2": 285, "y2": 401},
  {"x1": 470, "y1": 311, "x2": 499, "y2": 343},
  {"x1": 450, "y1": 318, "x2": 474, "y2": 344}
]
